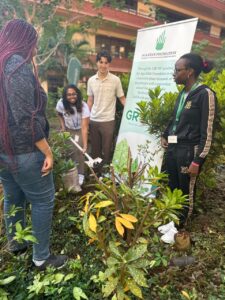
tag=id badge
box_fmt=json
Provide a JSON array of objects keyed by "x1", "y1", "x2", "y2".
[{"x1": 168, "y1": 135, "x2": 177, "y2": 144}]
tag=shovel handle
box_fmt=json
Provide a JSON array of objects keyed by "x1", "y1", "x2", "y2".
[{"x1": 70, "y1": 138, "x2": 94, "y2": 162}]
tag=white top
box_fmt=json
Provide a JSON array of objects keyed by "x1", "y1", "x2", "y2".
[
  {"x1": 87, "y1": 72, "x2": 124, "y2": 122},
  {"x1": 56, "y1": 99, "x2": 90, "y2": 130}
]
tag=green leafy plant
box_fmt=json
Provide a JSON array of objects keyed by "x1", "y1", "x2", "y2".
[
  {"x1": 13, "y1": 222, "x2": 37, "y2": 245},
  {"x1": 79, "y1": 148, "x2": 187, "y2": 299},
  {"x1": 0, "y1": 276, "x2": 16, "y2": 300},
  {"x1": 49, "y1": 131, "x2": 76, "y2": 191},
  {"x1": 136, "y1": 86, "x2": 178, "y2": 137}
]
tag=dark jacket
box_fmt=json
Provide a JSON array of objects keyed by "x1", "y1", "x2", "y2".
[
  {"x1": 163, "y1": 84, "x2": 217, "y2": 166},
  {"x1": 0, "y1": 54, "x2": 49, "y2": 155}
]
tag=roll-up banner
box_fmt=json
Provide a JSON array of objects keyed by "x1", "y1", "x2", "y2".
[{"x1": 113, "y1": 18, "x2": 198, "y2": 169}]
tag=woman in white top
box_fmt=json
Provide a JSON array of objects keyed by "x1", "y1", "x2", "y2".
[{"x1": 56, "y1": 84, "x2": 90, "y2": 184}]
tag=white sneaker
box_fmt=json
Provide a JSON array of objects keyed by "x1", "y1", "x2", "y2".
[
  {"x1": 78, "y1": 174, "x2": 84, "y2": 186},
  {"x1": 161, "y1": 227, "x2": 178, "y2": 244},
  {"x1": 158, "y1": 221, "x2": 175, "y2": 234}
]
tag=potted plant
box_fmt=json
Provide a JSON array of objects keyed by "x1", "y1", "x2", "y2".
[{"x1": 50, "y1": 131, "x2": 81, "y2": 192}]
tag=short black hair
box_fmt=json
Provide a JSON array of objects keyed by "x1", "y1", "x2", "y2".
[
  {"x1": 96, "y1": 50, "x2": 112, "y2": 63},
  {"x1": 180, "y1": 53, "x2": 213, "y2": 78}
]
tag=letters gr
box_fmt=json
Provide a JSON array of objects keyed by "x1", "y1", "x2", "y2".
[{"x1": 126, "y1": 109, "x2": 139, "y2": 121}]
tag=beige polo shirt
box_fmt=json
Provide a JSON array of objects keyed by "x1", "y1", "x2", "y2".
[{"x1": 87, "y1": 72, "x2": 124, "y2": 122}]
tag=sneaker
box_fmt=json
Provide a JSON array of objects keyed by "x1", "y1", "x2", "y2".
[
  {"x1": 161, "y1": 227, "x2": 178, "y2": 244},
  {"x1": 78, "y1": 174, "x2": 84, "y2": 186},
  {"x1": 158, "y1": 221, "x2": 175, "y2": 234},
  {"x1": 35, "y1": 254, "x2": 68, "y2": 271},
  {"x1": 10, "y1": 246, "x2": 28, "y2": 256}
]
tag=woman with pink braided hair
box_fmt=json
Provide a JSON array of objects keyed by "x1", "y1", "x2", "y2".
[{"x1": 0, "y1": 19, "x2": 67, "y2": 270}]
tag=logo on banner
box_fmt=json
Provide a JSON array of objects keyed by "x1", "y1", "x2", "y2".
[{"x1": 155, "y1": 30, "x2": 166, "y2": 51}]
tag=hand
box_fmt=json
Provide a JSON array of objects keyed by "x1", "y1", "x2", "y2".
[
  {"x1": 161, "y1": 137, "x2": 168, "y2": 148},
  {"x1": 82, "y1": 145, "x2": 87, "y2": 153},
  {"x1": 41, "y1": 153, "x2": 53, "y2": 177},
  {"x1": 188, "y1": 162, "x2": 199, "y2": 176}
]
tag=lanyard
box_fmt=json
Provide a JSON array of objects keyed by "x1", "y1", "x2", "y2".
[{"x1": 172, "y1": 83, "x2": 199, "y2": 133}]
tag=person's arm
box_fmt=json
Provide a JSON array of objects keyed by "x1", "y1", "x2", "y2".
[
  {"x1": 35, "y1": 138, "x2": 53, "y2": 176},
  {"x1": 81, "y1": 117, "x2": 89, "y2": 152},
  {"x1": 57, "y1": 113, "x2": 66, "y2": 131},
  {"x1": 87, "y1": 95, "x2": 94, "y2": 112},
  {"x1": 119, "y1": 95, "x2": 126, "y2": 106},
  {"x1": 188, "y1": 89, "x2": 216, "y2": 175}
]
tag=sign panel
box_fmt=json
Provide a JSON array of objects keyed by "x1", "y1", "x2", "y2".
[{"x1": 114, "y1": 18, "x2": 198, "y2": 169}]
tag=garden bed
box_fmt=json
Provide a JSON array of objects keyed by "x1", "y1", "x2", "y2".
[{"x1": 0, "y1": 169, "x2": 225, "y2": 299}]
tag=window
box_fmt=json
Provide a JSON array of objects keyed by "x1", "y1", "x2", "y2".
[
  {"x1": 103, "y1": 0, "x2": 137, "y2": 11},
  {"x1": 221, "y1": 28, "x2": 225, "y2": 38},
  {"x1": 96, "y1": 35, "x2": 134, "y2": 58},
  {"x1": 125, "y1": 0, "x2": 137, "y2": 10},
  {"x1": 197, "y1": 20, "x2": 210, "y2": 34}
]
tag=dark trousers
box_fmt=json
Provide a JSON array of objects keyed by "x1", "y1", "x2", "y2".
[
  {"x1": 89, "y1": 120, "x2": 115, "y2": 173},
  {"x1": 164, "y1": 144, "x2": 199, "y2": 227}
]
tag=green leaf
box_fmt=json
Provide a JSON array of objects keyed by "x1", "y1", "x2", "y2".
[
  {"x1": 58, "y1": 206, "x2": 67, "y2": 213},
  {"x1": 64, "y1": 273, "x2": 75, "y2": 281},
  {"x1": 104, "y1": 267, "x2": 116, "y2": 279},
  {"x1": 109, "y1": 242, "x2": 122, "y2": 259},
  {"x1": 15, "y1": 222, "x2": 22, "y2": 232},
  {"x1": 106, "y1": 256, "x2": 120, "y2": 267},
  {"x1": 102, "y1": 277, "x2": 118, "y2": 298},
  {"x1": 24, "y1": 235, "x2": 38, "y2": 243},
  {"x1": 0, "y1": 276, "x2": 16, "y2": 285},
  {"x1": 113, "y1": 139, "x2": 129, "y2": 173},
  {"x1": 131, "y1": 258, "x2": 150, "y2": 268},
  {"x1": 126, "y1": 278, "x2": 143, "y2": 299},
  {"x1": 73, "y1": 287, "x2": 88, "y2": 300},
  {"x1": 54, "y1": 273, "x2": 65, "y2": 284},
  {"x1": 0, "y1": 287, "x2": 9, "y2": 300},
  {"x1": 124, "y1": 244, "x2": 147, "y2": 262},
  {"x1": 98, "y1": 216, "x2": 106, "y2": 223},
  {"x1": 127, "y1": 266, "x2": 148, "y2": 287}
]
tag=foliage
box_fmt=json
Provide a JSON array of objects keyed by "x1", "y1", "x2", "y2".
[
  {"x1": 79, "y1": 148, "x2": 187, "y2": 299},
  {"x1": 0, "y1": 1, "x2": 92, "y2": 82},
  {"x1": 198, "y1": 70, "x2": 225, "y2": 189},
  {"x1": 119, "y1": 73, "x2": 130, "y2": 96},
  {"x1": 214, "y1": 40, "x2": 225, "y2": 73},
  {"x1": 191, "y1": 39, "x2": 209, "y2": 55},
  {"x1": 114, "y1": 73, "x2": 131, "y2": 137},
  {"x1": 49, "y1": 131, "x2": 76, "y2": 191},
  {"x1": 1, "y1": 169, "x2": 225, "y2": 299},
  {"x1": 136, "y1": 86, "x2": 178, "y2": 137}
]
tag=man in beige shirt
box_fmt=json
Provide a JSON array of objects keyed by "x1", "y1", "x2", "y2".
[{"x1": 87, "y1": 50, "x2": 126, "y2": 174}]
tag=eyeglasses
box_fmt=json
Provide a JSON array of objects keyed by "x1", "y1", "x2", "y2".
[
  {"x1": 67, "y1": 93, "x2": 77, "y2": 97},
  {"x1": 174, "y1": 68, "x2": 187, "y2": 74}
]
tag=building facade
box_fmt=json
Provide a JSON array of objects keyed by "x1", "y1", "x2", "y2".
[{"x1": 50, "y1": 0, "x2": 225, "y2": 90}]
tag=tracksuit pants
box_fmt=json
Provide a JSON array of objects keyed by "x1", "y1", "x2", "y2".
[{"x1": 164, "y1": 144, "x2": 200, "y2": 227}]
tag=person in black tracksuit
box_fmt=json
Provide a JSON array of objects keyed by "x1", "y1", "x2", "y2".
[{"x1": 161, "y1": 53, "x2": 217, "y2": 228}]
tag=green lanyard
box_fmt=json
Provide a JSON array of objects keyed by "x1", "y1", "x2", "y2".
[{"x1": 172, "y1": 83, "x2": 199, "y2": 133}]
